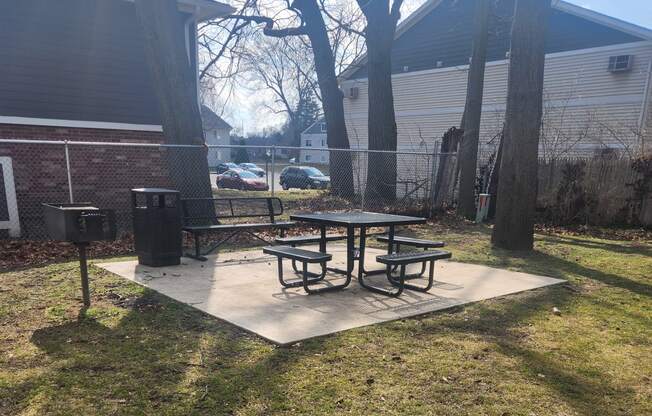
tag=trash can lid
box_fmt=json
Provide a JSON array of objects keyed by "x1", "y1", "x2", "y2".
[{"x1": 131, "y1": 188, "x2": 180, "y2": 194}]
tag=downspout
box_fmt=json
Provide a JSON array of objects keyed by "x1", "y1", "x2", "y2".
[{"x1": 638, "y1": 57, "x2": 652, "y2": 154}]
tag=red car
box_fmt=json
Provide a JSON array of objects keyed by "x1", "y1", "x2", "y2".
[{"x1": 216, "y1": 168, "x2": 269, "y2": 191}]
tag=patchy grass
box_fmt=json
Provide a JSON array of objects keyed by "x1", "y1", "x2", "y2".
[{"x1": 1, "y1": 223, "x2": 651, "y2": 415}]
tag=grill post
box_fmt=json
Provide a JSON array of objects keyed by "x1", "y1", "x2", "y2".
[{"x1": 76, "y1": 242, "x2": 91, "y2": 307}]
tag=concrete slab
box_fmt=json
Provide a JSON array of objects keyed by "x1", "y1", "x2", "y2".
[{"x1": 97, "y1": 245, "x2": 564, "y2": 345}]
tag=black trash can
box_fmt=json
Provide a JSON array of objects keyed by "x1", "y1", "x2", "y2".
[{"x1": 132, "y1": 188, "x2": 182, "y2": 267}]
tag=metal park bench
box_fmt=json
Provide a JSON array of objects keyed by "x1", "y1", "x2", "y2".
[{"x1": 181, "y1": 197, "x2": 295, "y2": 261}]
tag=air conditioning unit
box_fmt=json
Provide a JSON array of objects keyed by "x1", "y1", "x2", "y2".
[
  {"x1": 344, "y1": 86, "x2": 359, "y2": 99},
  {"x1": 608, "y1": 55, "x2": 633, "y2": 72}
]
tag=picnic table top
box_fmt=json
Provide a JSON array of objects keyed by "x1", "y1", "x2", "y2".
[{"x1": 289, "y1": 211, "x2": 426, "y2": 227}]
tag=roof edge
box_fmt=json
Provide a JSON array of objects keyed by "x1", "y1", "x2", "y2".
[
  {"x1": 339, "y1": 0, "x2": 652, "y2": 81},
  {"x1": 301, "y1": 117, "x2": 325, "y2": 134}
]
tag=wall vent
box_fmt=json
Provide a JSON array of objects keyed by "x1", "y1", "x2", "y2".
[{"x1": 608, "y1": 55, "x2": 633, "y2": 72}]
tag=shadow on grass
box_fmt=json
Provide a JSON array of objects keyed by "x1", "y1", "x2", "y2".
[
  {"x1": 542, "y1": 234, "x2": 652, "y2": 257},
  {"x1": 16, "y1": 290, "x2": 325, "y2": 414},
  {"x1": 419, "y1": 283, "x2": 639, "y2": 415}
]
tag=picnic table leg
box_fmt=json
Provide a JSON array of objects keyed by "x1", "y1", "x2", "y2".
[
  {"x1": 358, "y1": 225, "x2": 404, "y2": 297},
  {"x1": 319, "y1": 225, "x2": 327, "y2": 253},
  {"x1": 302, "y1": 227, "x2": 352, "y2": 294},
  {"x1": 389, "y1": 259, "x2": 435, "y2": 292},
  {"x1": 359, "y1": 225, "x2": 392, "y2": 276},
  {"x1": 277, "y1": 257, "x2": 325, "y2": 288}
]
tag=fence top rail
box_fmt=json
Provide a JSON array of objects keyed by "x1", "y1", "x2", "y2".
[{"x1": 0, "y1": 138, "x2": 454, "y2": 156}]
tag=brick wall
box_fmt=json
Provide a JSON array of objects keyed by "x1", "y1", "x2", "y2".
[{"x1": 0, "y1": 124, "x2": 174, "y2": 238}]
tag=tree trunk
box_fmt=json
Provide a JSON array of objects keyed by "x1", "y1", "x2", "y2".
[
  {"x1": 491, "y1": 0, "x2": 551, "y2": 250},
  {"x1": 134, "y1": 0, "x2": 213, "y2": 200},
  {"x1": 362, "y1": 0, "x2": 400, "y2": 203},
  {"x1": 295, "y1": 0, "x2": 354, "y2": 197},
  {"x1": 457, "y1": 0, "x2": 490, "y2": 220}
]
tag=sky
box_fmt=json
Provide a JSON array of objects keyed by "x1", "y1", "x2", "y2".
[
  {"x1": 569, "y1": 0, "x2": 652, "y2": 30},
  {"x1": 225, "y1": 0, "x2": 652, "y2": 135}
]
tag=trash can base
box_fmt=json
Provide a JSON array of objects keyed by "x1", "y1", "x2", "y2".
[{"x1": 138, "y1": 255, "x2": 181, "y2": 267}]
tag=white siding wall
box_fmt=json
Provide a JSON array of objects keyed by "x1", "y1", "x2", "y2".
[
  {"x1": 205, "y1": 127, "x2": 231, "y2": 167},
  {"x1": 300, "y1": 133, "x2": 329, "y2": 164},
  {"x1": 343, "y1": 41, "x2": 652, "y2": 161}
]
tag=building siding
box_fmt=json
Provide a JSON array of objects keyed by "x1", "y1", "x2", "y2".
[
  {"x1": 299, "y1": 133, "x2": 329, "y2": 164},
  {"x1": 343, "y1": 41, "x2": 652, "y2": 160},
  {"x1": 0, "y1": 0, "x2": 192, "y2": 126},
  {"x1": 349, "y1": 0, "x2": 643, "y2": 79}
]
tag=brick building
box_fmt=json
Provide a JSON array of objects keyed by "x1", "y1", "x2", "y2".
[{"x1": 0, "y1": 0, "x2": 234, "y2": 238}]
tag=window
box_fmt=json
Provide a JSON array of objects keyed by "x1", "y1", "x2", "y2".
[
  {"x1": 320, "y1": 123, "x2": 326, "y2": 132},
  {"x1": 305, "y1": 155, "x2": 312, "y2": 161},
  {"x1": 305, "y1": 139, "x2": 312, "y2": 147}
]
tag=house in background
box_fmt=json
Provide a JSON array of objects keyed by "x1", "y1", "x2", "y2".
[
  {"x1": 0, "y1": 0, "x2": 234, "y2": 237},
  {"x1": 299, "y1": 118, "x2": 329, "y2": 164},
  {"x1": 201, "y1": 105, "x2": 233, "y2": 167},
  {"x1": 340, "y1": 0, "x2": 652, "y2": 161}
]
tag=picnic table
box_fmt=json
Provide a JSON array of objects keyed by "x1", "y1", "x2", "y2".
[{"x1": 289, "y1": 211, "x2": 427, "y2": 295}]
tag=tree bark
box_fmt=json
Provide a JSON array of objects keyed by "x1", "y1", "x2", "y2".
[
  {"x1": 359, "y1": 0, "x2": 402, "y2": 203},
  {"x1": 294, "y1": 0, "x2": 354, "y2": 197},
  {"x1": 491, "y1": 0, "x2": 551, "y2": 250},
  {"x1": 134, "y1": 0, "x2": 213, "y2": 200},
  {"x1": 457, "y1": 0, "x2": 490, "y2": 220}
]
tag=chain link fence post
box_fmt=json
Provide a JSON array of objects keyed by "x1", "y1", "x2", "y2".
[
  {"x1": 270, "y1": 145, "x2": 276, "y2": 196},
  {"x1": 64, "y1": 140, "x2": 74, "y2": 203}
]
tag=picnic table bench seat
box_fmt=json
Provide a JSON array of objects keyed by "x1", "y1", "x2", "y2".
[
  {"x1": 181, "y1": 197, "x2": 295, "y2": 261},
  {"x1": 377, "y1": 235, "x2": 446, "y2": 249},
  {"x1": 263, "y1": 245, "x2": 339, "y2": 294},
  {"x1": 376, "y1": 250, "x2": 452, "y2": 295},
  {"x1": 275, "y1": 234, "x2": 347, "y2": 246}
]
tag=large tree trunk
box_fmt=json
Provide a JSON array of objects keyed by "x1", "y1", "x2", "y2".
[
  {"x1": 134, "y1": 0, "x2": 213, "y2": 200},
  {"x1": 361, "y1": 0, "x2": 401, "y2": 203},
  {"x1": 295, "y1": 0, "x2": 354, "y2": 197},
  {"x1": 456, "y1": 0, "x2": 490, "y2": 220},
  {"x1": 491, "y1": 0, "x2": 551, "y2": 250}
]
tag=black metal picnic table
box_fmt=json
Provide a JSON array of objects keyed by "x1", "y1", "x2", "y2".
[{"x1": 289, "y1": 211, "x2": 426, "y2": 295}]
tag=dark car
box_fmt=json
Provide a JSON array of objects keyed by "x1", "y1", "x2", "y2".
[
  {"x1": 238, "y1": 163, "x2": 265, "y2": 177},
  {"x1": 216, "y1": 168, "x2": 269, "y2": 191},
  {"x1": 216, "y1": 162, "x2": 238, "y2": 174},
  {"x1": 279, "y1": 166, "x2": 330, "y2": 190}
]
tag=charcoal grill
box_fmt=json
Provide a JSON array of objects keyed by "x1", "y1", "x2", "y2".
[{"x1": 43, "y1": 203, "x2": 116, "y2": 306}]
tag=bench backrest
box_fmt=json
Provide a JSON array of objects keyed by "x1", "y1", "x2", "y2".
[{"x1": 181, "y1": 197, "x2": 284, "y2": 226}]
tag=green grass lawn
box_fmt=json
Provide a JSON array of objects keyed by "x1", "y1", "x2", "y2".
[{"x1": 1, "y1": 223, "x2": 650, "y2": 415}]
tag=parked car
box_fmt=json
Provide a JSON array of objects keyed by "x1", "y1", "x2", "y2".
[
  {"x1": 216, "y1": 162, "x2": 238, "y2": 174},
  {"x1": 280, "y1": 166, "x2": 330, "y2": 190},
  {"x1": 238, "y1": 163, "x2": 265, "y2": 177},
  {"x1": 216, "y1": 168, "x2": 269, "y2": 191}
]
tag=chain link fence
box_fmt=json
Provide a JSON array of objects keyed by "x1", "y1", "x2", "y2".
[{"x1": 0, "y1": 139, "x2": 456, "y2": 239}]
